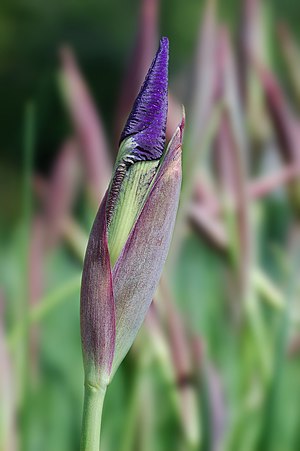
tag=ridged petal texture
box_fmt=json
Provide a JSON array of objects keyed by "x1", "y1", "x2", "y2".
[
  {"x1": 111, "y1": 116, "x2": 184, "y2": 375},
  {"x1": 119, "y1": 37, "x2": 169, "y2": 162},
  {"x1": 80, "y1": 117, "x2": 184, "y2": 383},
  {"x1": 80, "y1": 192, "x2": 116, "y2": 384}
]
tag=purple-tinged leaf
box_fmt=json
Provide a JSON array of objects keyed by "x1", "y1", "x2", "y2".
[
  {"x1": 238, "y1": 0, "x2": 272, "y2": 146},
  {"x1": 80, "y1": 192, "x2": 115, "y2": 384},
  {"x1": 190, "y1": 0, "x2": 218, "y2": 148},
  {"x1": 255, "y1": 60, "x2": 300, "y2": 165},
  {"x1": 161, "y1": 280, "x2": 200, "y2": 446},
  {"x1": 249, "y1": 165, "x2": 300, "y2": 199},
  {"x1": 111, "y1": 116, "x2": 184, "y2": 374},
  {"x1": 216, "y1": 28, "x2": 252, "y2": 299},
  {"x1": 161, "y1": 280, "x2": 192, "y2": 383},
  {"x1": 239, "y1": 0, "x2": 271, "y2": 95},
  {"x1": 60, "y1": 47, "x2": 112, "y2": 204},
  {"x1": 193, "y1": 180, "x2": 220, "y2": 217},
  {"x1": 189, "y1": 204, "x2": 228, "y2": 251},
  {"x1": 288, "y1": 334, "x2": 300, "y2": 357},
  {"x1": 217, "y1": 27, "x2": 247, "y2": 157},
  {"x1": 146, "y1": 297, "x2": 200, "y2": 447},
  {"x1": 114, "y1": 0, "x2": 159, "y2": 143},
  {"x1": 278, "y1": 23, "x2": 300, "y2": 109},
  {"x1": 192, "y1": 164, "x2": 300, "y2": 222},
  {"x1": 214, "y1": 115, "x2": 240, "y2": 197},
  {"x1": 256, "y1": 64, "x2": 300, "y2": 210},
  {"x1": 44, "y1": 139, "x2": 81, "y2": 248},
  {"x1": 119, "y1": 37, "x2": 169, "y2": 162},
  {"x1": 192, "y1": 338, "x2": 226, "y2": 451}
]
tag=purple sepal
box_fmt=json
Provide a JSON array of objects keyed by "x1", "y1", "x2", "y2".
[
  {"x1": 119, "y1": 37, "x2": 169, "y2": 162},
  {"x1": 80, "y1": 191, "x2": 116, "y2": 381}
]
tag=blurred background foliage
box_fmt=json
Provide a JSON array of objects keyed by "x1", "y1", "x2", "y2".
[
  {"x1": 0, "y1": 0, "x2": 298, "y2": 167},
  {"x1": 2, "y1": 0, "x2": 300, "y2": 450}
]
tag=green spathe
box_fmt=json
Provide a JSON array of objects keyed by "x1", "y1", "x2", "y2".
[{"x1": 107, "y1": 137, "x2": 159, "y2": 267}]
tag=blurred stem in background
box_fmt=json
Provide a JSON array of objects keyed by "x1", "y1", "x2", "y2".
[
  {"x1": 19, "y1": 103, "x2": 35, "y2": 451},
  {"x1": 257, "y1": 244, "x2": 294, "y2": 451},
  {"x1": 0, "y1": 293, "x2": 16, "y2": 451},
  {"x1": 4, "y1": 0, "x2": 300, "y2": 449}
]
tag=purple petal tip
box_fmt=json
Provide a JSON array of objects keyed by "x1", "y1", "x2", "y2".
[{"x1": 120, "y1": 37, "x2": 169, "y2": 161}]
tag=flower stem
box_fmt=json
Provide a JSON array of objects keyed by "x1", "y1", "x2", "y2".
[{"x1": 80, "y1": 382, "x2": 107, "y2": 451}]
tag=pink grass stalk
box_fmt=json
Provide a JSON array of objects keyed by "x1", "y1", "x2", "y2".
[
  {"x1": 0, "y1": 293, "x2": 16, "y2": 451},
  {"x1": 278, "y1": 23, "x2": 300, "y2": 108},
  {"x1": 160, "y1": 281, "x2": 200, "y2": 448},
  {"x1": 189, "y1": 203, "x2": 228, "y2": 251},
  {"x1": 43, "y1": 139, "x2": 81, "y2": 248},
  {"x1": 114, "y1": 0, "x2": 159, "y2": 143},
  {"x1": 60, "y1": 48, "x2": 112, "y2": 204},
  {"x1": 239, "y1": 0, "x2": 271, "y2": 144},
  {"x1": 216, "y1": 27, "x2": 252, "y2": 297},
  {"x1": 190, "y1": 0, "x2": 218, "y2": 149},
  {"x1": 193, "y1": 337, "x2": 226, "y2": 451},
  {"x1": 255, "y1": 58, "x2": 300, "y2": 166}
]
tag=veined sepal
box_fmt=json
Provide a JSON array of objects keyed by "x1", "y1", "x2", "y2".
[{"x1": 80, "y1": 114, "x2": 185, "y2": 385}]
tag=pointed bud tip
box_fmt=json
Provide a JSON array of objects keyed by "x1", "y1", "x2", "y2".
[{"x1": 119, "y1": 37, "x2": 169, "y2": 162}]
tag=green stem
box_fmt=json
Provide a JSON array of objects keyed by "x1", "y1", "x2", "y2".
[
  {"x1": 119, "y1": 370, "x2": 142, "y2": 451},
  {"x1": 80, "y1": 382, "x2": 107, "y2": 451},
  {"x1": 20, "y1": 102, "x2": 35, "y2": 451}
]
